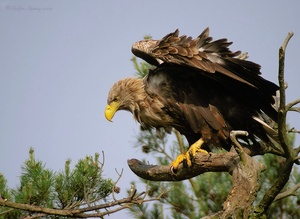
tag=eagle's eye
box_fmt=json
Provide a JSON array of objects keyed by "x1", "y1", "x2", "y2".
[{"x1": 112, "y1": 97, "x2": 118, "y2": 102}]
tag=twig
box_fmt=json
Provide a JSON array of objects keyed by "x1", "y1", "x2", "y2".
[
  {"x1": 288, "y1": 127, "x2": 300, "y2": 134},
  {"x1": 286, "y1": 99, "x2": 300, "y2": 111},
  {"x1": 128, "y1": 184, "x2": 137, "y2": 199},
  {"x1": 22, "y1": 214, "x2": 47, "y2": 219},
  {"x1": 230, "y1": 130, "x2": 249, "y2": 165},
  {"x1": 281, "y1": 32, "x2": 294, "y2": 52},
  {"x1": 289, "y1": 107, "x2": 300, "y2": 113},
  {"x1": 112, "y1": 168, "x2": 123, "y2": 201},
  {"x1": 150, "y1": 129, "x2": 173, "y2": 161},
  {"x1": 174, "y1": 129, "x2": 185, "y2": 154},
  {"x1": 274, "y1": 183, "x2": 300, "y2": 202},
  {"x1": 100, "y1": 150, "x2": 105, "y2": 166},
  {"x1": 0, "y1": 208, "x2": 14, "y2": 215}
]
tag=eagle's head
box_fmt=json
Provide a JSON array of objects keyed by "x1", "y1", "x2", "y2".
[{"x1": 105, "y1": 77, "x2": 144, "y2": 122}]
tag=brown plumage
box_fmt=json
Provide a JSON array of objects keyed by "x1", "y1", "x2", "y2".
[{"x1": 105, "y1": 28, "x2": 279, "y2": 168}]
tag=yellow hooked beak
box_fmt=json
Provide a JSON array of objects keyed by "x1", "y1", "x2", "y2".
[{"x1": 105, "y1": 101, "x2": 120, "y2": 122}]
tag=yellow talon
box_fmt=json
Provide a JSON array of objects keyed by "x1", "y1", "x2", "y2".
[
  {"x1": 170, "y1": 138, "x2": 208, "y2": 174},
  {"x1": 170, "y1": 154, "x2": 187, "y2": 170},
  {"x1": 189, "y1": 138, "x2": 206, "y2": 157}
]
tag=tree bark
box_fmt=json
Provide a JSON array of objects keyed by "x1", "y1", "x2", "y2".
[
  {"x1": 128, "y1": 147, "x2": 265, "y2": 218},
  {"x1": 128, "y1": 152, "x2": 238, "y2": 181}
]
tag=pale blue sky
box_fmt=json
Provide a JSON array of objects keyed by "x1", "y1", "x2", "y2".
[{"x1": 1, "y1": 1, "x2": 300, "y2": 218}]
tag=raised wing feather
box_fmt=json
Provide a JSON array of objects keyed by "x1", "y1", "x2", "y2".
[
  {"x1": 132, "y1": 28, "x2": 278, "y2": 121},
  {"x1": 132, "y1": 28, "x2": 265, "y2": 87}
]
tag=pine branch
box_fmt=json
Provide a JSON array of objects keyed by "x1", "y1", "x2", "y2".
[
  {"x1": 0, "y1": 192, "x2": 161, "y2": 218},
  {"x1": 0, "y1": 150, "x2": 162, "y2": 218}
]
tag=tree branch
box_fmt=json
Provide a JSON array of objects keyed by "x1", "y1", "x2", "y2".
[
  {"x1": 127, "y1": 142, "x2": 271, "y2": 182},
  {"x1": 230, "y1": 130, "x2": 249, "y2": 164},
  {"x1": 289, "y1": 107, "x2": 300, "y2": 113},
  {"x1": 286, "y1": 98, "x2": 300, "y2": 111},
  {"x1": 222, "y1": 150, "x2": 263, "y2": 218},
  {"x1": 277, "y1": 31, "x2": 294, "y2": 155},
  {"x1": 253, "y1": 31, "x2": 297, "y2": 218},
  {"x1": 0, "y1": 191, "x2": 161, "y2": 218},
  {"x1": 0, "y1": 196, "x2": 79, "y2": 217},
  {"x1": 128, "y1": 152, "x2": 238, "y2": 181},
  {"x1": 274, "y1": 183, "x2": 300, "y2": 202}
]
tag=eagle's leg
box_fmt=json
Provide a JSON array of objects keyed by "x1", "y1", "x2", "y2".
[{"x1": 170, "y1": 138, "x2": 208, "y2": 173}]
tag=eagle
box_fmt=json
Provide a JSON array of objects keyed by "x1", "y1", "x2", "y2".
[{"x1": 105, "y1": 28, "x2": 279, "y2": 173}]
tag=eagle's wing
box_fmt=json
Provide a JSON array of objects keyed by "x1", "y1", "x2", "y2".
[
  {"x1": 132, "y1": 28, "x2": 278, "y2": 121},
  {"x1": 144, "y1": 68, "x2": 230, "y2": 145},
  {"x1": 132, "y1": 28, "x2": 257, "y2": 86}
]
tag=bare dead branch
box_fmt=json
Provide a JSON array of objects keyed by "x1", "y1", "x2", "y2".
[
  {"x1": 289, "y1": 107, "x2": 300, "y2": 113},
  {"x1": 281, "y1": 31, "x2": 294, "y2": 52},
  {"x1": 274, "y1": 183, "x2": 300, "y2": 202},
  {"x1": 112, "y1": 168, "x2": 123, "y2": 201},
  {"x1": 288, "y1": 127, "x2": 300, "y2": 134},
  {"x1": 128, "y1": 152, "x2": 238, "y2": 181},
  {"x1": 278, "y1": 31, "x2": 294, "y2": 155},
  {"x1": 253, "y1": 31, "x2": 296, "y2": 218},
  {"x1": 286, "y1": 99, "x2": 300, "y2": 111},
  {"x1": 230, "y1": 130, "x2": 249, "y2": 164},
  {"x1": 129, "y1": 138, "x2": 265, "y2": 218}
]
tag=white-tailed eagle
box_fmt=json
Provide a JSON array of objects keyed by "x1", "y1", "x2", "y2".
[{"x1": 105, "y1": 28, "x2": 279, "y2": 173}]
